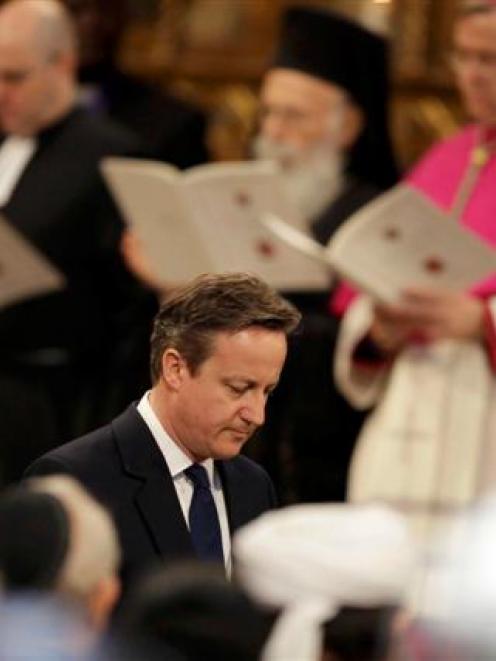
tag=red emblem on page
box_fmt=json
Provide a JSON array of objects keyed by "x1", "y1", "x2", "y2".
[
  {"x1": 383, "y1": 227, "x2": 400, "y2": 240},
  {"x1": 424, "y1": 257, "x2": 445, "y2": 273},
  {"x1": 256, "y1": 240, "x2": 275, "y2": 258},
  {"x1": 235, "y1": 191, "x2": 251, "y2": 207}
]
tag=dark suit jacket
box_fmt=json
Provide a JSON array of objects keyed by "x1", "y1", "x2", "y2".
[
  {"x1": 0, "y1": 106, "x2": 159, "y2": 484},
  {"x1": 0, "y1": 105, "x2": 155, "y2": 363},
  {"x1": 26, "y1": 404, "x2": 277, "y2": 590}
]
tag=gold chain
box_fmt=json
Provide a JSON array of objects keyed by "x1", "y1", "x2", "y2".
[{"x1": 450, "y1": 128, "x2": 495, "y2": 221}]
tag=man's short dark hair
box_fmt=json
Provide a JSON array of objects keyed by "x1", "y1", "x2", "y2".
[{"x1": 149, "y1": 272, "x2": 301, "y2": 383}]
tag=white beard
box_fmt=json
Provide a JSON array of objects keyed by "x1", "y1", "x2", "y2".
[{"x1": 252, "y1": 135, "x2": 345, "y2": 231}]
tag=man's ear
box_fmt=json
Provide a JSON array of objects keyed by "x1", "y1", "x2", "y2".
[
  {"x1": 161, "y1": 348, "x2": 188, "y2": 390},
  {"x1": 336, "y1": 103, "x2": 364, "y2": 151},
  {"x1": 52, "y1": 49, "x2": 77, "y2": 78},
  {"x1": 86, "y1": 575, "x2": 121, "y2": 631}
]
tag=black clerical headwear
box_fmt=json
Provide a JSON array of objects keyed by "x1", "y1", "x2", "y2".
[{"x1": 272, "y1": 5, "x2": 398, "y2": 189}]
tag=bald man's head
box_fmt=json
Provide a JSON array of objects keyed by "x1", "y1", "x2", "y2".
[
  {"x1": 0, "y1": 0, "x2": 78, "y2": 135},
  {"x1": 0, "y1": 0, "x2": 77, "y2": 59}
]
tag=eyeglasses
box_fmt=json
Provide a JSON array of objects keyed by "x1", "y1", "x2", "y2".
[
  {"x1": 258, "y1": 105, "x2": 318, "y2": 128},
  {"x1": 450, "y1": 47, "x2": 496, "y2": 72}
]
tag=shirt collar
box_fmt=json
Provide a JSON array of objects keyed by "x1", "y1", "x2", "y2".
[{"x1": 137, "y1": 392, "x2": 215, "y2": 485}]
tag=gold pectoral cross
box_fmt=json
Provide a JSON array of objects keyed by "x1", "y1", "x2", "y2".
[{"x1": 472, "y1": 145, "x2": 490, "y2": 168}]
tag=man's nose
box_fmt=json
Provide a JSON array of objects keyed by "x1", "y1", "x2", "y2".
[
  {"x1": 261, "y1": 111, "x2": 287, "y2": 143},
  {"x1": 240, "y1": 392, "x2": 266, "y2": 427}
]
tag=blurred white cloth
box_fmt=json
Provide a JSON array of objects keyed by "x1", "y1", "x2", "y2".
[
  {"x1": 234, "y1": 503, "x2": 416, "y2": 661},
  {"x1": 416, "y1": 492, "x2": 496, "y2": 655},
  {"x1": 335, "y1": 295, "x2": 496, "y2": 541}
]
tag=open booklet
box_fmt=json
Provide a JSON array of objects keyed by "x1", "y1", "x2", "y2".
[
  {"x1": 0, "y1": 215, "x2": 65, "y2": 308},
  {"x1": 261, "y1": 184, "x2": 496, "y2": 303},
  {"x1": 101, "y1": 157, "x2": 331, "y2": 291}
]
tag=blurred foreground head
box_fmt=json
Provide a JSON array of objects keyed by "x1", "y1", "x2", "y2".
[
  {"x1": 234, "y1": 503, "x2": 416, "y2": 661},
  {"x1": 0, "y1": 475, "x2": 121, "y2": 630},
  {"x1": 120, "y1": 562, "x2": 273, "y2": 661}
]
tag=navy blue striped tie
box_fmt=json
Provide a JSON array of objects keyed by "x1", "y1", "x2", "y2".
[{"x1": 185, "y1": 463, "x2": 224, "y2": 564}]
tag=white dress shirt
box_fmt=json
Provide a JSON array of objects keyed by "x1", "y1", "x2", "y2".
[
  {"x1": 0, "y1": 136, "x2": 37, "y2": 206},
  {"x1": 137, "y1": 392, "x2": 231, "y2": 573}
]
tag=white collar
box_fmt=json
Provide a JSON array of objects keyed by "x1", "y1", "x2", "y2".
[
  {"x1": 0, "y1": 135, "x2": 37, "y2": 206},
  {"x1": 137, "y1": 391, "x2": 215, "y2": 485}
]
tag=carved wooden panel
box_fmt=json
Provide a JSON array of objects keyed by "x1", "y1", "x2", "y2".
[{"x1": 392, "y1": 0, "x2": 456, "y2": 84}]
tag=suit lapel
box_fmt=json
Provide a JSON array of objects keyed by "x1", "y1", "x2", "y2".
[
  {"x1": 135, "y1": 474, "x2": 193, "y2": 558},
  {"x1": 112, "y1": 405, "x2": 193, "y2": 557}
]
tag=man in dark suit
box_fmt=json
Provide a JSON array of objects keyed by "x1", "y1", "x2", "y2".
[
  {"x1": 0, "y1": 0, "x2": 156, "y2": 484},
  {"x1": 27, "y1": 273, "x2": 301, "y2": 592}
]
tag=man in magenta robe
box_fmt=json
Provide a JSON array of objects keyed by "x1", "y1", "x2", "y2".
[{"x1": 334, "y1": 0, "x2": 496, "y2": 537}]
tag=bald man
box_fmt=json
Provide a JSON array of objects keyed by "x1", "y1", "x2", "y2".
[{"x1": 0, "y1": 0, "x2": 155, "y2": 485}]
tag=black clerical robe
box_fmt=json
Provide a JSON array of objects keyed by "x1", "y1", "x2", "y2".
[{"x1": 0, "y1": 106, "x2": 156, "y2": 483}]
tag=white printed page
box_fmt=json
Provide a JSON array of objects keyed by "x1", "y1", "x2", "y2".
[
  {"x1": 0, "y1": 216, "x2": 65, "y2": 308},
  {"x1": 326, "y1": 184, "x2": 496, "y2": 303},
  {"x1": 181, "y1": 161, "x2": 330, "y2": 291},
  {"x1": 101, "y1": 157, "x2": 215, "y2": 283}
]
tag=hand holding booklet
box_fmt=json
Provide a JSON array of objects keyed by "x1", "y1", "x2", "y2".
[
  {"x1": 101, "y1": 157, "x2": 331, "y2": 291},
  {"x1": 262, "y1": 184, "x2": 496, "y2": 303}
]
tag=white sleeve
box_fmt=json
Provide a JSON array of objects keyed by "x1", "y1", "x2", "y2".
[{"x1": 333, "y1": 295, "x2": 392, "y2": 409}]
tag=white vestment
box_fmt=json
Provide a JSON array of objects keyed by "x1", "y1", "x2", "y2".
[{"x1": 335, "y1": 295, "x2": 496, "y2": 540}]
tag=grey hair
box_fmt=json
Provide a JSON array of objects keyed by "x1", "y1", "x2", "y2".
[{"x1": 27, "y1": 475, "x2": 120, "y2": 601}]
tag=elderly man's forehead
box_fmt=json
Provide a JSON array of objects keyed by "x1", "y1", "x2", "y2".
[
  {"x1": 262, "y1": 68, "x2": 347, "y2": 109},
  {"x1": 455, "y1": 3, "x2": 496, "y2": 36},
  {"x1": 453, "y1": 9, "x2": 496, "y2": 67}
]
